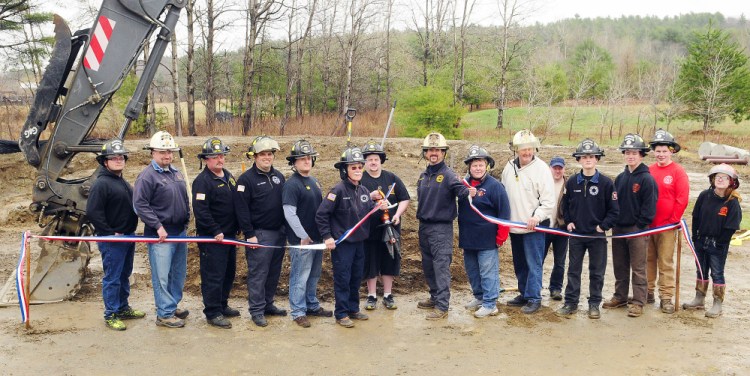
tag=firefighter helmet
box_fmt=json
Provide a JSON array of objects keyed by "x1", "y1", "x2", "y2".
[
  {"x1": 649, "y1": 128, "x2": 681, "y2": 153},
  {"x1": 286, "y1": 139, "x2": 318, "y2": 166},
  {"x1": 709, "y1": 163, "x2": 740, "y2": 189},
  {"x1": 197, "y1": 137, "x2": 230, "y2": 159},
  {"x1": 246, "y1": 135, "x2": 280, "y2": 159},
  {"x1": 147, "y1": 131, "x2": 180, "y2": 151},
  {"x1": 572, "y1": 138, "x2": 605, "y2": 159},
  {"x1": 618, "y1": 133, "x2": 650, "y2": 154},
  {"x1": 463, "y1": 145, "x2": 495, "y2": 168},
  {"x1": 510, "y1": 129, "x2": 540, "y2": 151},
  {"x1": 362, "y1": 140, "x2": 387, "y2": 163},
  {"x1": 421, "y1": 132, "x2": 449, "y2": 150},
  {"x1": 96, "y1": 138, "x2": 129, "y2": 166},
  {"x1": 334, "y1": 147, "x2": 365, "y2": 179}
]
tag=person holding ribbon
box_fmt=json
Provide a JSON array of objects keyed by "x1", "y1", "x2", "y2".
[
  {"x1": 316, "y1": 147, "x2": 386, "y2": 328},
  {"x1": 457, "y1": 145, "x2": 510, "y2": 318}
]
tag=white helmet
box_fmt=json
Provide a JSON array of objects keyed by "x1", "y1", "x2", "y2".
[
  {"x1": 511, "y1": 129, "x2": 540, "y2": 151},
  {"x1": 709, "y1": 163, "x2": 740, "y2": 189},
  {"x1": 422, "y1": 132, "x2": 449, "y2": 150},
  {"x1": 148, "y1": 131, "x2": 180, "y2": 151},
  {"x1": 246, "y1": 135, "x2": 280, "y2": 159}
]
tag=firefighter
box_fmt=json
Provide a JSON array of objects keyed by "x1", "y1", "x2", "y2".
[
  {"x1": 87, "y1": 138, "x2": 143, "y2": 331},
  {"x1": 234, "y1": 136, "x2": 287, "y2": 327},
  {"x1": 192, "y1": 137, "x2": 240, "y2": 329},
  {"x1": 134, "y1": 131, "x2": 191, "y2": 328}
]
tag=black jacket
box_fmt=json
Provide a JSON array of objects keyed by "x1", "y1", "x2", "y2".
[
  {"x1": 316, "y1": 179, "x2": 374, "y2": 243},
  {"x1": 234, "y1": 165, "x2": 286, "y2": 238},
  {"x1": 416, "y1": 161, "x2": 469, "y2": 223},
  {"x1": 561, "y1": 170, "x2": 619, "y2": 234},
  {"x1": 614, "y1": 163, "x2": 658, "y2": 228},
  {"x1": 87, "y1": 168, "x2": 138, "y2": 236},
  {"x1": 192, "y1": 167, "x2": 239, "y2": 237}
]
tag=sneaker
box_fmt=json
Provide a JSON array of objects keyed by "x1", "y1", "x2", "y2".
[
  {"x1": 222, "y1": 306, "x2": 241, "y2": 317},
  {"x1": 348, "y1": 312, "x2": 369, "y2": 320},
  {"x1": 382, "y1": 295, "x2": 397, "y2": 310},
  {"x1": 156, "y1": 316, "x2": 185, "y2": 328},
  {"x1": 417, "y1": 298, "x2": 436, "y2": 309},
  {"x1": 293, "y1": 316, "x2": 311, "y2": 328},
  {"x1": 660, "y1": 299, "x2": 675, "y2": 314},
  {"x1": 647, "y1": 292, "x2": 656, "y2": 304},
  {"x1": 507, "y1": 294, "x2": 528, "y2": 307},
  {"x1": 208, "y1": 315, "x2": 232, "y2": 329},
  {"x1": 105, "y1": 315, "x2": 127, "y2": 331},
  {"x1": 116, "y1": 307, "x2": 145, "y2": 320},
  {"x1": 365, "y1": 296, "x2": 377, "y2": 310},
  {"x1": 174, "y1": 308, "x2": 190, "y2": 319},
  {"x1": 474, "y1": 306, "x2": 499, "y2": 318},
  {"x1": 464, "y1": 298, "x2": 483, "y2": 311},
  {"x1": 425, "y1": 309, "x2": 448, "y2": 320},
  {"x1": 521, "y1": 301, "x2": 541, "y2": 314},
  {"x1": 555, "y1": 304, "x2": 578, "y2": 318},
  {"x1": 550, "y1": 290, "x2": 563, "y2": 301},
  {"x1": 251, "y1": 314, "x2": 268, "y2": 327},
  {"x1": 337, "y1": 317, "x2": 355, "y2": 328},
  {"x1": 627, "y1": 305, "x2": 643, "y2": 317},
  {"x1": 306, "y1": 307, "x2": 333, "y2": 317},
  {"x1": 602, "y1": 297, "x2": 627, "y2": 309},
  {"x1": 588, "y1": 304, "x2": 601, "y2": 319},
  {"x1": 264, "y1": 305, "x2": 288, "y2": 316}
]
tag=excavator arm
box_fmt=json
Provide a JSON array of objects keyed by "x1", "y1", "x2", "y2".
[{"x1": 9, "y1": 0, "x2": 186, "y2": 303}]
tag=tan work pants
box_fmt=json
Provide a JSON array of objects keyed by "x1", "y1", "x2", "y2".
[{"x1": 647, "y1": 230, "x2": 676, "y2": 300}]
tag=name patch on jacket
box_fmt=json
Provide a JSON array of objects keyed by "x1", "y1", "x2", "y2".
[
  {"x1": 196, "y1": 193, "x2": 206, "y2": 200},
  {"x1": 237, "y1": 184, "x2": 246, "y2": 192}
]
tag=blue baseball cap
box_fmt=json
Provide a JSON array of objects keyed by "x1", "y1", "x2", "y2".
[{"x1": 550, "y1": 157, "x2": 565, "y2": 167}]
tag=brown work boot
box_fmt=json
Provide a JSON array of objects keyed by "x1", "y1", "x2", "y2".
[
  {"x1": 425, "y1": 309, "x2": 448, "y2": 320},
  {"x1": 683, "y1": 280, "x2": 709, "y2": 310},
  {"x1": 417, "y1": 298, "x2": 436, "y2": 309},
  {"x1": 627, "y1": 305, "x2": 643, "y2": 317},
  {"x1": 660, "y1": 299, "x2": 675, "y2": 314},
  {"x1": 156, "y1": 316, "x2": 185, "y2": 328},
  {"x1": 293, "y1": 316, "x2": 311, "y2": 328},
  {"x1": 336, "y1": 317, "x2": 355, "y2": 328},
  {"x1": 602, "y1": 297, "x2": 627, "y2": 309},
  {"x1": 705, "y1": 285, "x2": 725, "y2": 318}
]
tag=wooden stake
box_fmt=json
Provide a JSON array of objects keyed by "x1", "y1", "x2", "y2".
[{"x1": 675, "y1": 229, "x2": 682, "y2": 312}]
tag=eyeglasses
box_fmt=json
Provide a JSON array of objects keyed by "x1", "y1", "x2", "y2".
[
  {"x1": 348, "y1": 165, "x2": 363, "y2": 171},
  {"x1": 107, "y1": 156, "x2": 126, "y2": 161},
  {"x1": 714, "y1": 175, "x2": 731, "y2": 182}
]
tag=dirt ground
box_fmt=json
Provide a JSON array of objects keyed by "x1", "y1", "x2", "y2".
[{"x1": 0, "y1": 135, "x2": 749, "y2": 375}]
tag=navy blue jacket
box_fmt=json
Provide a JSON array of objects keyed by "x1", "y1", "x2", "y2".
[
  {"x1": 316, "y1": 179, "x2": 374, "y2": 243},
  {"x1": 458, "y1": 175, "x2": 510, "y2": 249},
  {"x1": 614, "y1": 163, "x2": 657, "y2": 228},
  {"x1": 561, "y1": 170, "x2": 619, "y2": 235},
  {"x1": 417, "y1": 161, "x2": 469, "y2": 223},
  {"x1": 192, "y1": 167, "x2": 238, "y2": 237},
  {"x1": 234, "y1": 164, "x2": 286, "y2": 238}
]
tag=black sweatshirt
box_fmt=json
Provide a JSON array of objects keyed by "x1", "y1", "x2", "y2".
[
  {"x1": 614, "y1": 163, "x2": 657, "y2": 228},
  {"x1": 87, "y1": 168, "x2": 139, "y2": 236},
  {"x1": 234, "y1": 164, "x2": 286, "y2": 238}
]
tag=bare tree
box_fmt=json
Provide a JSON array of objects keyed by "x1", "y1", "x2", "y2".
[
  {"x1": 451, "y1": 0, "x2": 475, "y2": 105},
  {"x1": 411, "y1": 0, "x2": 452, "y2": 86},
  {"x1": 280, "y1": 0, "x2": 317, "y2": 135},
  {"x1": 170, "y1": 32, "x2": 183, "y2": 136},
  {"x1": 186, "y1": 0, "x2": 197, "y2": 135},
  {"x1": 341, "y1": 0, "x2": 381, "y2": 117}
]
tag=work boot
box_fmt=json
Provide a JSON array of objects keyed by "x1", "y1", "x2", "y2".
[
  {"x1": 464, "y1": 298, "x2": 482, "y2": 311},
  {"x1": 602, "y1": 297, "x2": 627, "y2": 309},
  {"x1": 208, "y1": 315, "x2": 232, "y2": 329},
  {"x1": 474, "y1": 306, "x2": 499, "y2": 318},
  {"x1": 174, "y1": 308, "x2": 190, "y2": 319},
  {"x1": 588, "y1": 304, "x2": 601, "y2": 319},
  {"x1": 156, "y1": 316, "x2": 185, "y2": 328},
  {"x1": 293, "y1": 316, "x2": 311, "y2": 328},
  {"x1": 251, "y1": 314, "x2": 268, "y2": 327},
  {"x1": 554, "y1": 303, "x2": 578, "y2": 318},
  {"x1": 222, "y1": 306, "x2": 241, "y2": 317},
  {"x1": 705, "y1": 285, "x2": 725, "y2": 318},
  {"x1": 550, "y1": 290, "x2": 563, "y2": 301},
  {"x1": 417, "y1": 298, "x2": 436, "y2": 309},
  {"x1": 660, "y1": 299, "x2": 675, "y2": 314},
  {"x1": 365, "y1": 296, "x2": 377, "y2": 310},
  {"x1": 264, "y1": 304, "x2": 288, "y2": 316},
  {"x1": 521, "y1": 301, "x2": 541, "y2": 314},
  {"x1": 647, "y1": 292, "x2": 655, "y2": 304},
  {"x1": 382, "y1": 294, "x2": 397, "y2": 310},
  {"x1": 105, "y1": 315, "x2": 127, "y2": 331},
  {"x1": 425, "y1": 309, "x2": 448, "y2": 320},
  {"x1": 506, "y1": 294, "x2": 528, "y2": 307},
  {"x1": 336, "y1": 317, "x2": 355, "y2": 328},
  {"x1": 116, "y1": 307, "x2": 146, "y2": 320},
  {"x1": 306, "y1": 307, "x2": 333, "y2": 317},
  {"x1": 682, "y1": 280, "x2": 709, "y2": 310},
  {"x1": 348, "y1": 312, "x2": 369, "y2": 320},
  {"x1": 627, "y1": 305, "x2": 643, "y2": 318}
]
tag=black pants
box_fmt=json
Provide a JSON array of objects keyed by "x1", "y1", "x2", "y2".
[
  {"x1": 418, "y1": 222, "x2": 454, "y2": 311},
  {"x1": 199, "y1": 242, "x2": 237, "y2": 319},
  {"x1": 544, "y1": 233, "x2": 569, "y2": 292},
  {"x1": 332, "y1": 241, "x2": 365, "y2": 320},
  {"x1": 245, "y1": 229, "x2": 286, "y2": 315},
  {"x1": 564, "y1": 237, "x2": 607, "y2": 306}
]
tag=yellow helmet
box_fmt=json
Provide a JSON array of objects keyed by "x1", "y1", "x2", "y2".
[
  {"x1": 148, "y1": 131, "x2": 180, "y2": 151},
  {"x1": 510, "y1": 129, "x2": 540, "y2": 151},
  {"x1": 246, "y1": 135, "x2": 280, "y2": 159},
  {"x1": 422, "y1": 132, "x2": 449, "y2": 150}
]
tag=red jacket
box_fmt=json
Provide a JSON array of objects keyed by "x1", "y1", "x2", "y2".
[{"x1": 649, "y1": 162, "x2": 689, "y2": 227}]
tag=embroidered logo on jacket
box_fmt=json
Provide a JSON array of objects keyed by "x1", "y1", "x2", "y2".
[
  {"x1": 663, "y1": 176, "x2": 673, "y2": 184},
  {"x1": 718, "y1": 206, "x2": 728, "y2": 216},
  {"x1": 436, "y1": 174, "x2": 444, "y2": 183},
  {"x1": 589, "y1": 186, "x2": 599, "y2": 196},
  {"x1": 272, "y1": 176, "x2": 281, "y2": 184},
  {"x1": 360, "y1": 194, "x2": 369, "y2": 203},
  {"x1": 632, "y1": 183, "x2": 640, "y2": 193}
]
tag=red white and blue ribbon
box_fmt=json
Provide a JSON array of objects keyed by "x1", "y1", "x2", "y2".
[
  {"x1": 16, "y1": 231, "x2": 30, "y2": 323},
  {"x1": 679, "y1": 218, "x2": 704, "y2": 279},
  {"x1": 335, "y1": 183, "x2": 395, "y2": 245}
]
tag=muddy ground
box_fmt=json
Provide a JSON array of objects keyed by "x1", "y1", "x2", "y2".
[{"x1": 0, "y1": 135, "x2": 749, "y2": 375}]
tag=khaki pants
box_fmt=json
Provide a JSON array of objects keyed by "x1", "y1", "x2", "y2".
[{"x1": 647, "y1": 230, "x2": 676, "y2": 300}]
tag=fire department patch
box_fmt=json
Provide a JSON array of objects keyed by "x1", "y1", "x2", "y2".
[
  {"x1": 589, "y1": 186, "x2": 599, "y2": 196},
  {"x1": 663, "y1": 176, "x2": 673, "y2": 185},
  {"x1": 436, "y1": 174, "x2": 444, "y2": 183},
  {"x1": 360, "y1": 194, "x2": 369, "y2": 203},
  {"x1": 272, "y1": 176, "x2": 281, "y2": 184},
  {"x1": 719, "y1": 206, "x2": 728, "y2": 216},
  {"x1": 305, "y1": 185, "x2": 311, "y2": 190},
  {"x1": 327, "y1": 192, "x2": 337, "y2": 201},
  {"x1": 632, "y1": 183, "x2": 640, "y2": 193}
]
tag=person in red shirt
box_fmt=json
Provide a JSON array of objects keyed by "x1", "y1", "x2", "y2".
[{"x1": 647, "y1": 129, "x2": 689, "y2": 314}]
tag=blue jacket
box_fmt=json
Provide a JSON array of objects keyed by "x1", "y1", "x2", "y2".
[
  {"x1": 458, "y1": 175, "x2": 510, "y2": 250},
  {"x1": 417, "y1": 161, "x2": 469, "y2": 223}
]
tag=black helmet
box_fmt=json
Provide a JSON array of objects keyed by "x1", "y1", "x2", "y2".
[
  {"x1": 361, "y1": 140, "x2": 387, "y2": 163},
  {"x1": 618, "y1": 133, "x2": 650, "y2": 154},
  {"x1": 572, "y1": 138, "x2": 605, "y2": 159},
  {"x1": 96, "y1": 138, "x2": 129, "y2": 166},
  {"x1": 197, "y1": 137, "x2": 230, "y2": 159},
  {"x1": 649, "y1": 128, "x2": 681, "y2": 153},
  {"x1": 463, "y1": 145, "x2": 495, "y2": 168},
  {"x1": 286, "y1": 139, "x2": 318, "y2": 166},
  {"x1": 334, "y1": 147, "x2": 365, "y2": 179}
]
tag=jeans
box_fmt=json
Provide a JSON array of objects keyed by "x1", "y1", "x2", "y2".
[
  {"x1": 647, "y1": 230, "x2": 676, "y2": 299},
  {"x1": 199, "y1": 242, "x2": 236, "y2": 320},
  {"x1": 463, "y1": 248, "x2": 500, "y2": 309},
  {"x1": 564, "y1": 237, "x2": 607, "y2": 305},
  {"x1": 148, "y1": 230, "x2": 187, "y2": 319},
  {"x1": 98, "y1": 240, "x2": 135, "y2": 318},
  {"x1": 544, "y1": 233, "x2": 569, "y2": 292},
  {"x1": 694, "y1": 237, "x2": 729, "y2": 284},
  {"x1": 331, "y1": 241, "x2": 365, "y2": 320},
  {"x1": 288, "y1": 246, "x2": 324, "y2": 319},
  {"x1": 245, "y1": 229, "x2": 286, "y2": 315},
  {"x1": 418, "y1": 222, "x2": 454, "y2": 311},
  {"x1": 509, "y1": 231, "x2": 545, "y2": 303},
  {"x1": 611, "y1": 226, "x2": 649, "y2": 306}
]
